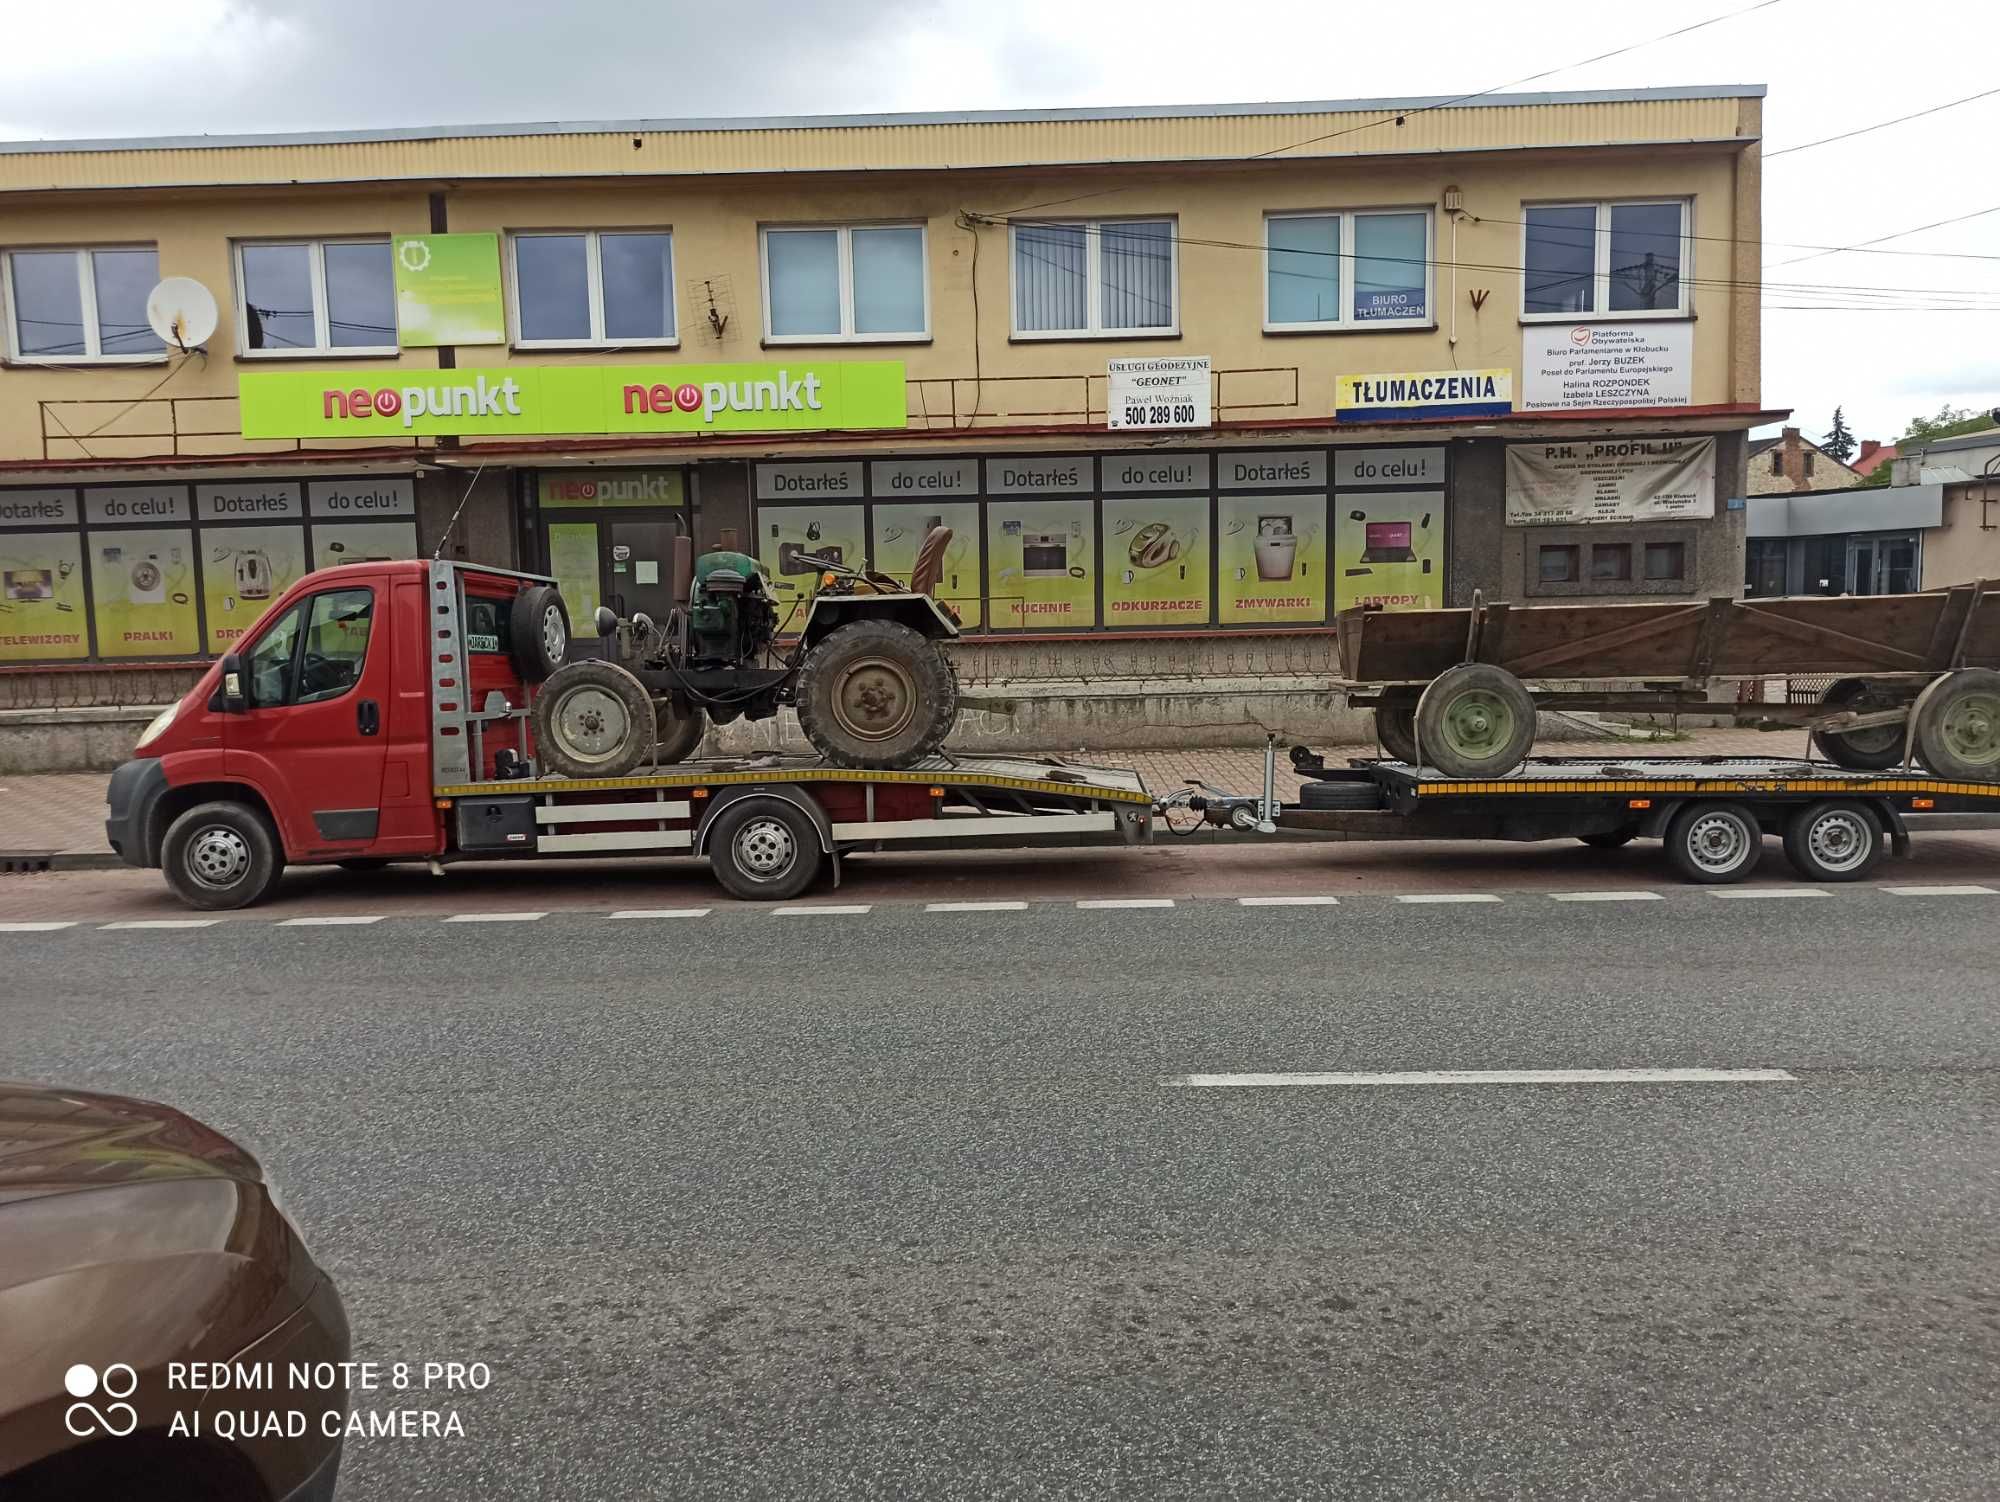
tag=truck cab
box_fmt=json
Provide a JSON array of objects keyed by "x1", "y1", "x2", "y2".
[{"x1": 105, "y1": 559, "x2": 554, "y2": 907}]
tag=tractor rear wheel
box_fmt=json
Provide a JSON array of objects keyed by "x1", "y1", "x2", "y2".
[
  {"x1": 796, "y1": 619, "x2": 957, "y2": 769},
  {"x1": 531, "y1": 660, "x2": 654, "y2": 779},
  {"x1": 654, "y1": 701, "x2": 706, "y2": 764}
]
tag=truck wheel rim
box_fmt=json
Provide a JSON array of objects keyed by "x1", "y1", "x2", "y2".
[
  {"x1": 541, "y1": 606, "x2": 567, "y2": 662},
  {"x1": 1686, "y1": 812, "x2": 1750, "y2": 873},
  {"x1": 1939, "y1": 690, "x2": 2000, "y2": 767},
  {"x1": 188, "y1": 827, "x2": 250, "y2": 888},
  {"x1": 831, "y1": 656, "x2": 918, "y2": 742},
  {"x1": 735, "y1": 818, "x2": 795, "y2": 878},
  {"x1": 1439, "y1": 689, "x2": 1515, "y2": 762},
  {"x1": 553, "y1": 685, "x2": 630, "y2": 763},
  {"x1": 1807, "y1": 810, "x2": 1870, "y2": 872}
]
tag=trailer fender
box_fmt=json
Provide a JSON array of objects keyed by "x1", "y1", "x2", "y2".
[
  {"x1": 1636, "y1": 803, "x2": 1678, "y2": 841},
  {"x1": 1875, "y1": 799, "x2": 1912, "y2": 859},
  {"x1": 694, "y1": 785, "x2": 834, "y2": 857}
]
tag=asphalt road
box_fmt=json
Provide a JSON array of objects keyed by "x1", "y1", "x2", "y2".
[{"x1": 6, "y1": 892, "x2": 1998, "y2": 1499}]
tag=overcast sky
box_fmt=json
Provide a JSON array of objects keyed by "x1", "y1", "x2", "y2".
[{"x1": 6, "y1": 0, "x2": 1995, "y2": 452}]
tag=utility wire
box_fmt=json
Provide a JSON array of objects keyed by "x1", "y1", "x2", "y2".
[
  {"x1": 1764, "y1": 84, "x2": 2000, "y2": 159},
  {"x1": 1766, "y1": 203, "x2": 2000, "y2": 270}
]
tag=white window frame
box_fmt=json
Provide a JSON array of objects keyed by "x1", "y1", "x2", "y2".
[
  {"x1": 1, "y1": 245, "x2": 165, "y2": 365},
  {"x1": 1519, "y1": 199, "x2": 1693, "y2": 322},
  {"x1": 232, "y1": 237, "x2": 398, "y2": 358},
  {"x1": 1262, "y1": 208, "x2": 1435, "y2": 333},
  {"x1": 506, "y1": 228, "x2": 679, "y2": 350},
  {"x1": 759, "y1": 223, "x2": 931, "y2": 345},
  {"x1": 1008, "y1": 217, "x2": 1180, "y2": 341}
]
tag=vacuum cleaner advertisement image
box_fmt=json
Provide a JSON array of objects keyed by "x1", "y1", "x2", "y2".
[
  {"x1": 1335, "y1": 492, "x2": 1445, "y2": 610},
  {"x1": 1102, "y1": 496, "x2": 1210, "y2": 626},
  {"x1": 1217, "y1": 495, "x2": 1326, "y2": 624}
]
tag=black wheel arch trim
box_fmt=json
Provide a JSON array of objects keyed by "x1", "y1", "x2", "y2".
[{"x1": 694, "y1": 785, "x2": 834, "y2": 857}]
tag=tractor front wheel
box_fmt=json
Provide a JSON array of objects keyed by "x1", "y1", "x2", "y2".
[
  {"x1": 796, "y1": 620, "x2": 958, "y2": 769},
  {"x1": 530, "y1": 660, "x2": 654, "y2": 779}
]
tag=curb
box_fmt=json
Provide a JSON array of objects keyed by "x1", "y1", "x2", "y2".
[{"x1": 0, "y1": 851, "x2": 125, "y2": 873}]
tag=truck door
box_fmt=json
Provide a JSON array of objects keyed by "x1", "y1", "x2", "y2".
[{"x1": 224, "y1": 579, "x2": 390, "y2": 856}]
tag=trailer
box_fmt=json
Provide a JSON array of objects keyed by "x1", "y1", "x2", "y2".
[{"x1": 1337, "y1": 585, "x2": 2000, "y2": 781}]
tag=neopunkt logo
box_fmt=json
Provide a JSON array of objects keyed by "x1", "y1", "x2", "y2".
[{"x1": 64, "y1": 1362, "x2": 139, "y2": 1437}]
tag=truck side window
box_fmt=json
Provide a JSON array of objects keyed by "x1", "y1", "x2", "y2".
[
  {"x1": 245, "y1": 605, "x2": 304, "y2": 707},
  {"x1": 463, "y1": 595, "x2": 513, "y2": 656},
  {"x1": 296, "y1": 588, "x2": 375, "y2": 704}
]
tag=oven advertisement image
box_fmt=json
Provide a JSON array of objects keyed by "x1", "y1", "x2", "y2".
[
  {"x1": 1334, "y1": 493, "x2": 1446, "y2": 610},
  {"x1": 1102, "y1": 496, "x2": 1210, "y2": 626},
  {"x1": 987, "y1": 499, "x2": 1096, "y2": 629}
]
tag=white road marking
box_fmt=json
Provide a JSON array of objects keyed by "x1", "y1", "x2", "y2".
[
  {"x1": 1707, "y1": 888, "x2": 1830, "y2": 900},
  {"x1": 609, "y1": 908, "x2": 713, "y2": 919},
  {"x1": 0, "y1": 921, "x2": 77, "y2": 932},
  {"x1": 1395, "y1": 893, "x2": 1502, "y2": 904},
  {"x1": 1238, "y1": 895, "x2": 1341, "y2": 907},
  {"x1": 1549, "y1": 891, "x2": 1664, "y2": 903},
  {"x1": 443, "y1": 911, "x2": 547, "y2": 923},
  {"x1": 926, "y1": 901, "x2": 1029, "y2": 912},
  {"x1": 100, "y1": 919, "x2": 219, "y2": 930},
  {"x1": 1883, "y1": 884, "x2": 1997, "y2": 897},
  {"x1": 1077, "y1": 898, "x2": 1175, "y2": 909},
  {"x1": 278, "y1": 915, "x2": 386, "y2": 926},
  {"x1": 772, "y1": 904, "x2": 872, "y2": 915},
  {"x1": 1165, "y1": 1067, "x2": 1799, "y2": 1088}
]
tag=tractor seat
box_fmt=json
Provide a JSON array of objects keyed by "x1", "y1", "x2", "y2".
[{"x1": 909, "y1": 526, "x2": 954, "y2": 598}]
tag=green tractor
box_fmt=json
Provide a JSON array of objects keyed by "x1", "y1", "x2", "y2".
[{"x1": 529, "y1": 530, "x2": 961, "y2": 776}]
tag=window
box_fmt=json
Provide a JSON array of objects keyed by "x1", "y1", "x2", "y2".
[
  {"x1": 3, "y1": 247, "x2": 165, "y2": 362},
  {"x1": 1264, "y1": 211, "x2": 1432, "y2": 331},
  {"x1": 761, "y1": 225, "x2": 928, "y2": 342},
  {"x1": 1012, "y1": 218, "x2": 1176, "y2": 338},
  {"x1": 1538, "y1": 545, "x2": 1580, "y2": 584},
  {"x1": 1522, "y1": 201, "x2": 1688, "y2": 319},
  {"x1": 235, "y1": 239, "x2": 396, "y2": 354},
  {"x1": 243, "y1": 587, "x2": 373, "y2": 706},
  {"x1": 1590, "y1": 542, "x2": 1632, "y2": 582},
  {"x1": 1804, "y1": 452, "x2": 1816, "y2": 478},
  {"x1": 511, "y1": 231, "x2": 676, "y2": 347},
  {"x1": 1644, "y1": 541, "x2": 1687, "y2": 582},
  {"x1": 1771, "y1": 450, "x2": 1784, "y2": 476}
]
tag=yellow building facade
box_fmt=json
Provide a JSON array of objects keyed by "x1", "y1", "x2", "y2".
[{"x1": 0, "y1": 86, "x2": 1770, "y2": 672}]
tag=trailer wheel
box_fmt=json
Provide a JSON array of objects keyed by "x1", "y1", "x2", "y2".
[
  {"x1": 1809, "y1": 679, "x2": 1907, "y2": 770},
  {"x1": 509, "y1": 585, "x2": 570, "y2": 683},
  {"x1": 1373, "y1": 692, "x2": 1420, "y2": 764},
  {"x1": 531, "y1": 660, "x2": 654, "y2": 778},
  {"x1": 161, "y1": 801, "x2": 285, "y2": 910},
  {"x1": 796, "y1": 619, "x2": 957, "y2": 769},
  {"x1": 1415, "y1": 664, "x2": 1537, "y2": 778},
  {"x1": 1664, "y1": 800, "x2": 1763, "y2": 884},
  {"x1": 1912, "y1": 669, "x2": 2000, "y2": 780},
  {"x1": 1783, "y1": 800, "x2": 1884, "y2": 882},
  {"x1": 653, "y1": 701, "x2": 706, "y2": 764},
  {"x1": 707, "y1": 798, "x2": 824, "y2": 902}
]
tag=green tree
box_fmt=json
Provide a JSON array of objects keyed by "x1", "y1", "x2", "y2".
[
  {"x1": 1900, "y1": 403, "x2": 1993, "y2": 447},
  {"x1": 1823, "y1": 406, "x2": 1856, "y2": 463}
]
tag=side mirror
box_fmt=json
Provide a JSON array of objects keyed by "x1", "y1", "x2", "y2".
[{"x1": 218, "y1": 651, "x2": 248, "y2": 713}]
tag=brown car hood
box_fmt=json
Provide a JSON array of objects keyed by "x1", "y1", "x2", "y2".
[{"x1": 0, "y1": 1082, "x2": 264, "y2": 1207}]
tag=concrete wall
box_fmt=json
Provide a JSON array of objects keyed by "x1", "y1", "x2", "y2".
[{"x1": 1921, "y1": 482, "x2": 2000, "y2": 589}]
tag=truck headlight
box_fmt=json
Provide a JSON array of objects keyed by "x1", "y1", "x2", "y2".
[{"x1": 135, "y1": 702, "x2": 178, "y2": 750}]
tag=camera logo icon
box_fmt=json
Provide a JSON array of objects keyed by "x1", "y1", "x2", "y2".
[{"x1": 63, "y1": 1363, "x2": 139, "y2": 1437}]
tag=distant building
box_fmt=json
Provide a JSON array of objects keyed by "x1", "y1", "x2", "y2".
[
  {"x1": 1850, "y1": 439, "x2": 1898, "y2": 479},
  {"x1": 1746, "y1": 425, "x2": 1861, "y2": 494}
]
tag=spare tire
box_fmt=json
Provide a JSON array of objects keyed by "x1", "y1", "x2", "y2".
[
  {"x1": 796, "y1": 619, "x2": 957, "y2": 769},
  {"x1": 531, "y1": 660, "x2": 654, "y2": 778},
  {"x1": 510, "y1": 585, "x2": 570, "y2": 683},
  {"x1": 1298, "y1": 777, "x2": 1384, "y2": 811}
]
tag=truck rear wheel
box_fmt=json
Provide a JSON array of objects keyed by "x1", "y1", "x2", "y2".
[
  {"x1": 1912, "y1": 669, "x2": 2000, "y2": 781},
  {"x1": 1373, "y1": 692, "x2": 1419, "y2": 764},
  {"x1": 531, "y1": 660, "x2": 654, "y2": 779},
  {"x1": 1783, "y1": 799, "x2": 1884, "y2": 882},
  {"x1": 1664, "y1": 800, "x2": 1763, "y2": 884},
  {"x1": 796, "y1": 619, "x2": 957, "y2": 769},
  {"x1": 161, "y1": 801, "x2": 284, "y2": 910},
  {"x1": 1809, "y1": 679, "x2": 1907, "y2": 770},
  {"x1": 1414, "y1": 664, "x2": 1537, "y2": 778},
  {"x1": 707, "y1": 798, "x2": 824, "y2": 901},
  {"x1": 654, "y1": 701, "x2": 706, "y2": 764}
]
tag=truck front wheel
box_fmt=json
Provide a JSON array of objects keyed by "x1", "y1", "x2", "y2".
[
  {"x1": 796, "y1": 619, "x2": 957, "y2": 769},
  {"x1": 161, "y1": 801, "x2": 285, "y2": 909}
]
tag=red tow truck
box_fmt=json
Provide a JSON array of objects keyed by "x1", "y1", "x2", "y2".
[{"x1": 104, "y1": 559, "x2": 1153, "y2": 908}]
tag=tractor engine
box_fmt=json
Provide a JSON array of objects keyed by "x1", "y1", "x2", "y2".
[{"x1": 682, "y1": 549, "x2": 779, "y2": 668}]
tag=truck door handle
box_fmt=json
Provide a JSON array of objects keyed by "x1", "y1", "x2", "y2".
[{"x1": 357, "y1": 699, "x2": 380, "y2": 736}]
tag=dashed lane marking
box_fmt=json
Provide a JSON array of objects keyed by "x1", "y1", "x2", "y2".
[
  {"x1": 608, "y1": 908, "x2": 713, "y2": 919},
  {"x1": 772, "y1": 904, "x2": 872, "y2": 915},
  {"x1": 1077, "y1": 898, "x2": 1176, "y2": 909},
  {"x1": 1237, "y1": 895, "x2": 1341, "y2": 907},
  {"x1": 278, "y1": 915, "x2": 386, "y2": 926},
  {"x1": 1164, "y1": 1067, "x2": 1799, "y2": 1088},
  {"x1": 1883, "y1": 884, "x2": 1997, "y2": 897},
  {"x1": 1707, "y1": 888, "x2": 1830, "y2": 900},
  {"x1": 926, "y1": 901, "x2": 1030, "y2": 912},
  {"x1": 0, "y1": 921, "x2": 78, "y2": 932},
  {"x1": 1395, "y1": 893, "x2": 1503, "y2": 904},
  {"x1": 99, "y1": 919, "x2": 219, "y2": 930},
  {"x1": 443, "y1": 912, "x2": 548, "y2": 923},
  {"x1": 1549, "y1": 891, "x2": 1664, "y2": 903}
]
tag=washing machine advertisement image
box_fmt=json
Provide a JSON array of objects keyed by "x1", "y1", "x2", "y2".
[
  {"x1": 90, "y1": 527, "x2": 200, "y2": 657},
  {"x1": 1334, "y1": 492, "x2": 1445, "y2": 611},
  {"x1": 1217, "y1": 495, "x2": 1326, "y2": 625},
  {"x1": 202, "y1": 525, "x2": 308, "y2": 652},
  {"x1": 1101, "y1": 496, "x2": 1210, "y2": 627}
]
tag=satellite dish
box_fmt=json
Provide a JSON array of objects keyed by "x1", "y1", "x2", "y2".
[{"x1": 145, "y1": 277, "x2": 219, "y2": 351}]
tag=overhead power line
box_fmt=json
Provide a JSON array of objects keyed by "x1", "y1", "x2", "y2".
[
  {"x1": 1766, "y1": 203, "x2": 2000, "y2": 270},
  {"x1": 1764, "y1": 84, "x2": 2000, "y2": 159}
]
